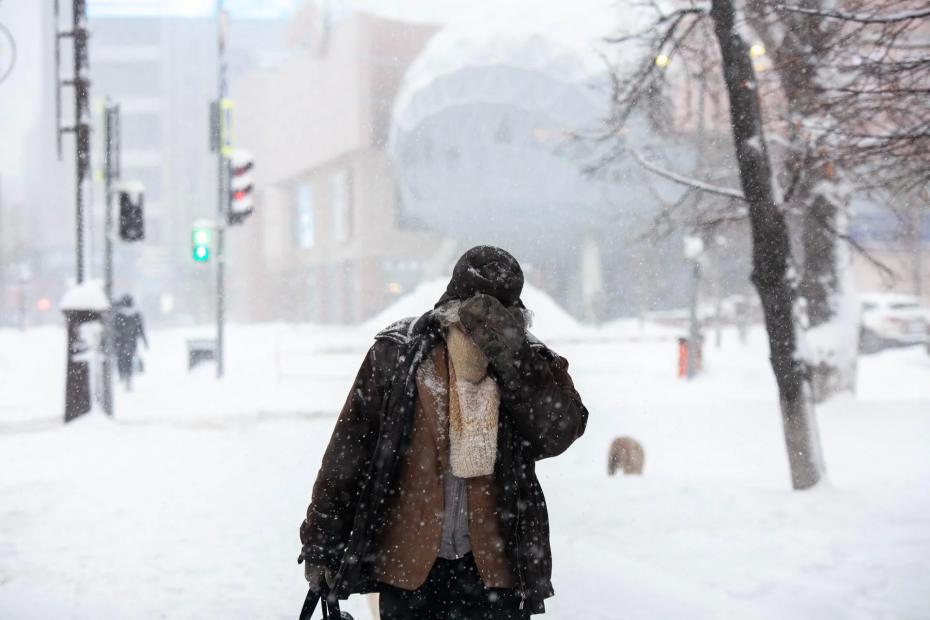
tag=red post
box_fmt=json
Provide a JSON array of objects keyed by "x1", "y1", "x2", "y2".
[{"x1": 677, "y1": 337, "x2": 688, "y2": 379}]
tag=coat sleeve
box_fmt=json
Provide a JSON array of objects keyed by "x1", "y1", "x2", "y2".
[
  {"x1": 499, "y1": 344, "x2": 588, "y2": 461},
  {"x1": 137, "y1": 316, "x2": 149, "y2": 348},
  {"x1": 299, "y1": 343, "x2": 386, "y2": 570}
]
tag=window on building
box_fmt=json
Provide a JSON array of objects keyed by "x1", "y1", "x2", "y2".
[
  {"x1": 331, "y1": 169, "x2": 352, "y2": 243},
  {"x1": 96, "y1": 60, "x2": 161, "y2": 98},
  {"x1": 295, "y1": 182, "x2": 315, "y2": 249},
  {"x1": 121, "y1": 112, "x2": 162, "y2": 150}
]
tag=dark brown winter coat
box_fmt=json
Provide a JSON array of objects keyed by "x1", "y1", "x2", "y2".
[{"x1": 299, "y1": 311, "x2": 588, "y2": 614}]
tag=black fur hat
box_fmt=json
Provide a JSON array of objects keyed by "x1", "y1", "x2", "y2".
[{"x1": 435, "y1": 245, "x2": 525, "y2": 308}]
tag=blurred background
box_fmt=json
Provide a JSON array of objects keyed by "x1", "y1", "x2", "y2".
[{"x1": 2, "y1": 0, "x2": 924, "y2": 331}]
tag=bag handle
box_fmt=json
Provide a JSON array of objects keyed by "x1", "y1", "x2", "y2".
[
  {"x1": 298, "y1": 588, "x2": 319, "y2": 620},
  {"x1": 323, "y1": 588, "x2": 342, "y2": 619},
  {"x1": 298, "y1": 583, "x2": 343, "y2": 620}
]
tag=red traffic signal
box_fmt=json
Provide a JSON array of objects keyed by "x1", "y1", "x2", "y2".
[{"x1": 228, "y1": 148, "x2": 254, "y2": 226}]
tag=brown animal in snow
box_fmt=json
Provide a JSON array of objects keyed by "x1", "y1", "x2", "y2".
[{"x1": 608, "y1": 436, "x2": 645, "y2": 475}]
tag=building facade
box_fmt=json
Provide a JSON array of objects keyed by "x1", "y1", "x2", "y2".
[
  {"x1": 230, "y1": 11, "x2": 450, "y2": 324},
  {"x1": 87, "y1": 14, "x2": 290, "y2": 325}
]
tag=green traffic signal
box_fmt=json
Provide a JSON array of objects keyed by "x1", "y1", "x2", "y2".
[{"x1": 191, "y1": 224, "x2": 212, "y2": 263}]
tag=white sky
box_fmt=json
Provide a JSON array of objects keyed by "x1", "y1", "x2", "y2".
[
  {"x1": 0, "y1": 0, "x2": 530, "y2": 188},
  {"x1": 85, "y1": 0, "x2": 477, "y2": 22},
  {"x1": 88, "y1": 0, "x2": 299, "y2": 19}
]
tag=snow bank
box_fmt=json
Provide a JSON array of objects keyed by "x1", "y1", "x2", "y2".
[
  {"x1": 362, "y1": 278, "x2": 447, "y2": 331},
  {"x1": 362, "y1": 277, "x2": 586, "y2": 340}
]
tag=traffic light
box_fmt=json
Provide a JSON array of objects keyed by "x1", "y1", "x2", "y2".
[
  {"x1": 191, "y1": 221, "x2": 212, "y2": 262},
  {"x1": 228, "y1": 148, "x2": 254, "y2": 226},
  {"x1": 117, "y1": 181, "x2": 145, "y2": 242}
]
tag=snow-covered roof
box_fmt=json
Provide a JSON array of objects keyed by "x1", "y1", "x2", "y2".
[
  {"x1": 60, "y1": 280, "x2": 110, "y2": 312},
  {"x1": 390, "y1": 0, "x2": 655, "y2": 137},
  {"x1": 386, "y1": 0, "x2": 689, "y2": 259}
]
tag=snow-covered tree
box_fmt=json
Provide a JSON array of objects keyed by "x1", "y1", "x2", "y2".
[
  {"x1": 600, "y1": 0, "x2": 928, "y2": 487},
  {"x1": 601, "y1": 0, "x2": 831, "y2": 488}
]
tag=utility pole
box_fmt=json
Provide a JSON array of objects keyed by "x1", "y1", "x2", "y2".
[
  {"x1": 101, "y1": 101, "x2": 120, "y2": 416},
  {"x1": 215, "y1": 0, "x2": 228, "y2": 378},
  {"x1": 57, "y1": 0, "x2": 98, "y2": 424},
  {"x1": 55, "y1": 0, "x2": 92, "y2": 285}
]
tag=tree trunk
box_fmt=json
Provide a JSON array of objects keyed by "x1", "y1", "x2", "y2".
[{"x1": 710, "y1": 0, "x2": 825, "y2": 489}]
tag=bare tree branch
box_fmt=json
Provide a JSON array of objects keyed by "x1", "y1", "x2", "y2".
[
  {"x1": 776, "y1": 5, "x2": 930, "y2": 24},
  {"x1": 809, "y1": 206, "x2": 898, "y2": 285},
  {"x1": 631, "y1": 149, "x2": 747, "y2": 200}
]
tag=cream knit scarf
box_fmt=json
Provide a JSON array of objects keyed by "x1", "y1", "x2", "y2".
[{"x1": 446, "y1": 325, "x2": 500, "y2": 478}]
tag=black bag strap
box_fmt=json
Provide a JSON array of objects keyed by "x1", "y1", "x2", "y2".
[
  {"x1": 298, "y1": 584, "x2": 342, "y2": 620},
  {"x1": 298, "y1": 588, "x2": 320, "y2": 620},
  {"x1": 323, "y1": 589, "x2": 342, "y2": 619}
]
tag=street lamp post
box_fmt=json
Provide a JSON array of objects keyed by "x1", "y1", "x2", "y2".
[{"x1": 684, "y1": 235, "x2": 704, "y2": 379}]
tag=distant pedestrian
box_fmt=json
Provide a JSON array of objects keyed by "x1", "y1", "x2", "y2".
[{"x1": 114, "y1": 294, "x2": 148, "y2": 390}]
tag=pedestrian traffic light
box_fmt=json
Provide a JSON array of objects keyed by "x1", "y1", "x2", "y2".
[
  {"x1": 117, "y1": 181, "x2": 145, "y2": 242},
  {"x1": 191, "y1": 221, "x2": 212, "y2": 262},
  {"x1": 228, "y1": 148, "x2": 254, "y2": 226}
]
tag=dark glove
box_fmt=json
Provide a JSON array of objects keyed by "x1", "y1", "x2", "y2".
[
  {"x1": 458, "y1": 293, "x2": 528, "y2": 390},
  {"x1": 303, "y1": 562, "x2": 335, "y2": 594}
]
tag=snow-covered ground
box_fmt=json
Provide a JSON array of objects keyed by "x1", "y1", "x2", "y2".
[{"x1": 1, "y1": 285, "x2": 929, "y2": 619}]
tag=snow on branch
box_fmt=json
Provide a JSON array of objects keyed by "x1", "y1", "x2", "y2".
[
  {"x1": 630, "y1": 149, "x2": 747, "y2": 201},
  {"x1": 775, "y1": 5, "x2": 930, "y2": 24}
]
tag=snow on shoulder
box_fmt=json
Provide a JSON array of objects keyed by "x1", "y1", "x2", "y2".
[{"x1": 60, "y1": 279, "x2": 109, "y2": 312}]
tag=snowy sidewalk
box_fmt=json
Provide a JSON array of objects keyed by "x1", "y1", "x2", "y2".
[{"x1": 1, "y1": 323, "x2": 929, "y2": 618}]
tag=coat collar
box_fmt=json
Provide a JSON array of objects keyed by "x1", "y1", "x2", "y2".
[
  {"x1": 374, "y1": 309, "x2": 552, "y2": 357},
  {"x1": 374, "y1": 310, "x2": 442, "y2": 346}
]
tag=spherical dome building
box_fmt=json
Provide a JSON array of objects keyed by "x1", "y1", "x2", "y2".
[{"x1": 388, "y1": 0, "x2": 692, "y2": 273}]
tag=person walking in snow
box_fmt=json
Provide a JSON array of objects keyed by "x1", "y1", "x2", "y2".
[
  {"x1": 114, "y1": 294, "x2": 148, "y2": 390},
  {"x1": 299, "y1": 246, "x2": 588, "y2": 619}
]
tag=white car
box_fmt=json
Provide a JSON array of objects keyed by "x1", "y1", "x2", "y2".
[{"x1": 859, "y1": 293, "x2": 929, "y2": 353}]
